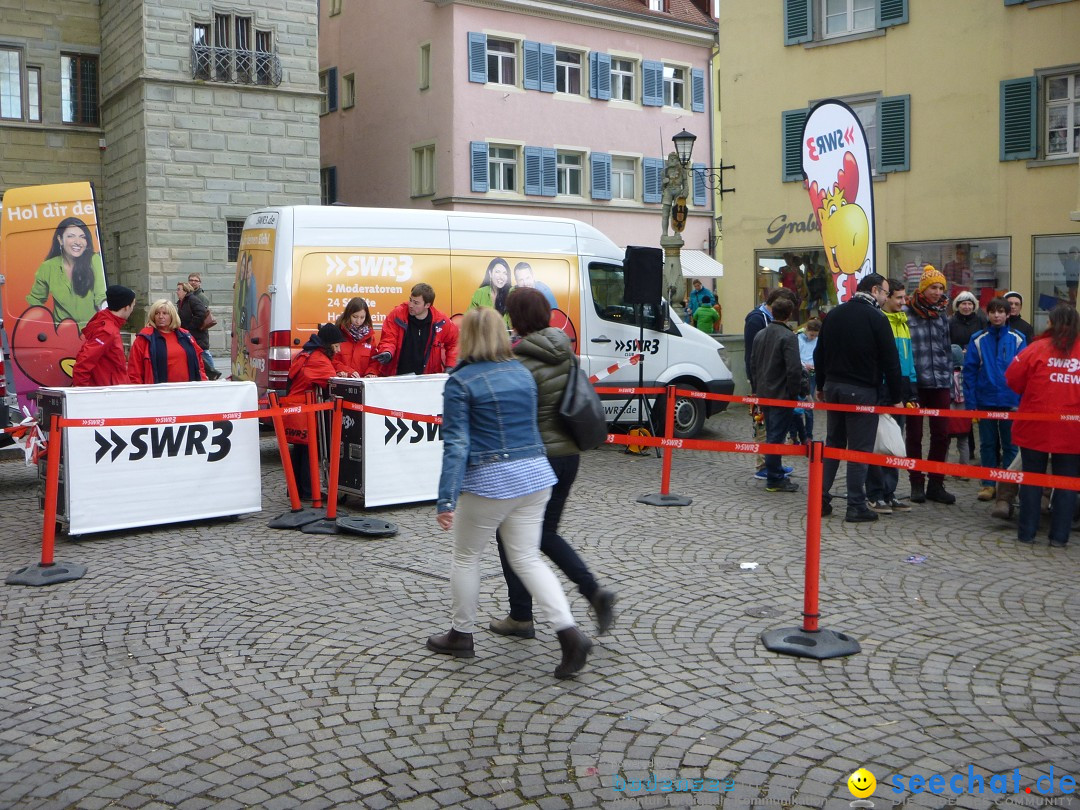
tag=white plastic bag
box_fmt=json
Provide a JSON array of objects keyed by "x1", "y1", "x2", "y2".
[{"x1": 873, "y1": 413, "x2": 905, "y2": 457}]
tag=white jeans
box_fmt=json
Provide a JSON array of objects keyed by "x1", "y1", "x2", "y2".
[{"x1": 451, "y1": 488, "x2": 575, "y2": 633}]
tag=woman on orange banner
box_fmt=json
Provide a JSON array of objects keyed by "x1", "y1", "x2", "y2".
[
  {"x1": 284, "y1": 323, "x2": 346, "y2": 501},
  {"x1": 1005, "y1": 303, "x2": 1080, "y2": 548},
  {"x1": 332, "y1": 297, "x2": 375, "y2": 378},
  {"x1": 26, "y1": 217, "x2": 107, "y2": 328},
  {"x1": 127, "y1": 300, "x2": 207, "y2": 384}
]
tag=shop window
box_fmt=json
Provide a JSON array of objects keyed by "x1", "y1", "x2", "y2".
[
  {"x1": 784, "y1": 0, "x2": 907, "y2": 45},
  {"x1": 754, "y1": 249, "x2": 833, "y2": 322},
  {"x1": 1033, "y1": 235, "x2": 1080, "y2": 331},
  {"x1": 888, "y1": 238, "x2": 1012, "y2": 306}
]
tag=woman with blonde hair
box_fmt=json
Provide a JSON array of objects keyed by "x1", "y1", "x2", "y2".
[
  {"x1": 430, "y1": 307, "x2": 592, "y2": 679},
  {"x1": 128, "y1": 299, "x2": 207, "y2": 384}
]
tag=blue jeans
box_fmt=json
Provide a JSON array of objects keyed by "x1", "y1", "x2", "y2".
[
  {"x1": 763, "y1": 405, "x2": 794, "y2": 485},
  {"x1": 1018, "y1": 449, "x2": 1079, "y2": 544},
  {"x1": 978, "y1": 415, "x2": 1016, "y2": 486},
  {"x1": 821, "y1": 382, "x2": 878, "y2": 508}
]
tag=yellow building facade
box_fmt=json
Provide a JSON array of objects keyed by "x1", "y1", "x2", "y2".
[{"x1": 716, "y1": 0, "x2": 1080, "y2": 385}]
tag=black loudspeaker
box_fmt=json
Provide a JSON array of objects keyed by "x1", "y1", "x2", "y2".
[{"x1": 623, "y1": 246, "x2": 663, "y2": 306}]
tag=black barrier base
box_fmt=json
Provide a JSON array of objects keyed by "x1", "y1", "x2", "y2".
[
  {"x1": 759, "y1": 627, "x2": 861, "y2": 659},
  {"x1": 6, "y1": 561, "x2": 87, "y2": 587},
  {"x1": 337, "y1": 516, "x2": 398, "y2": 538},
  {"x1": 636, "y1": 493, "x2": 692, "y2": 507},
  {"x1": 301, "y1": 514, "x2": 349, "y2": 535},
  {"x1": 268, "y1": 508, "x2": 327, "y2": 529}
]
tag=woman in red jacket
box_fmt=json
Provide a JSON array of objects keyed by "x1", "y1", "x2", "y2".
[
  {"x1": 332, "y1": 297, "x2": 375, "y2": 378},
  {"x1": 128, "y1": 299, "x2": 207, "y2": 384},
  {"x1": 285, "y1": 323, "x2": 345, "y2": 500},
  {"x1": 1005, "y1": 303, "x2": 1080, "y2": 547}
]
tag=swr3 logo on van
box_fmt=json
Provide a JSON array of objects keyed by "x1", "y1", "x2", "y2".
[
  {"x1": 384, "y1": 416, "x2": 442, "y2": 445},
  {"x1": 325, "y1": 254, "x2": 413, "y2": 283},
  {"x1": 614, "y1": 339, "x2": 660, "y2": 355},
  {"x1": 93, "y1": 422, "x2": 233, "y2": 463}
]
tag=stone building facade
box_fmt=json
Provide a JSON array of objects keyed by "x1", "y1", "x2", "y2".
[{"x1": 0, "y1": 0, "x2": 321, "y2": 347}]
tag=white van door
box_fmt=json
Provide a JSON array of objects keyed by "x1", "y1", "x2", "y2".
[{"x1": 581, "y1": 260, "x2": 669, "y2": 424}]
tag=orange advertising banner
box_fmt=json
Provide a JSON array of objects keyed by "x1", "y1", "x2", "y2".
[{"x1": 0, "y1": 182, "x2": 108, "y2": 406}]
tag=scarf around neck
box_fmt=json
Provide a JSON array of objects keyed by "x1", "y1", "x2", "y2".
[
  {"x1": 347, "y1": 323, "x2": 371, "y2": 343},
  {"x1": 908, "y1": 290, "x2": 947, "y2": 320}
]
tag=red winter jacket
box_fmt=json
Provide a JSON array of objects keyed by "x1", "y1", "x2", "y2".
[
  {"x1": 127, "y1": 327, "x2": 207, "y2": 384},
  {"x1": 332, "y1": 329, "x2": 374, "y2": 377},
  {"x1": 282, "y1": 346, "x2": 338, "y2": 443},
  {"x1": 73, "y1": 309, "x2": 129, "y2": 387},
  {"x1": 375, "y1": 302, "x2": 458, "y2": 376},
  {"x1": 1005, "y1": 336, "x2": 1080, "y2": 454}
]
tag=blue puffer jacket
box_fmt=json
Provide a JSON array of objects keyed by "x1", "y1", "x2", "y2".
[
  {"x1": 962, "y1": 324, "x2": 1026, "y2": 408},
  {"x1": 436, "y1": 358, "x2": 547, "y2": 513}
]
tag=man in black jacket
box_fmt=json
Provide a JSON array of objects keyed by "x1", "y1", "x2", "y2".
[
  {"x1": 814, "y1": 273, "x2": 903, "y2": 522},
  {"x1": 743, "y1": 287, "x2": 798, "y2": 478},
  {"x1": 749, "y1": 297, "x2": 802, "y2": 493}
]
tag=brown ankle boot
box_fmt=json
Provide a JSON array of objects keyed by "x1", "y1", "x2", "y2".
[
  {"x1": 426, "y1": 628, "x2": 475, "y2": 658},
  {"x1": 992, "y1": 481, "x2": 1018, "y2": 521},
  {"x1": 554, "y1": 626, "x2": 592, "y2": 679}
]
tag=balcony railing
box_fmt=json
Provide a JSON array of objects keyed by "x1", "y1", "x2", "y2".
[{"x1": 192, "y1": 45, "x2": 282, "y2": 86}]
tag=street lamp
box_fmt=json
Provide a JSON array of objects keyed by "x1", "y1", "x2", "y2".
[{"x1": 672, "y1": 129, "x2": 697, "y2": 167}]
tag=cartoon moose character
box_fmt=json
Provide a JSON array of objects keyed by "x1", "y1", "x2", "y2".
[{"x1": 805, "y1": 151, "x2": 869, "y2": 302}]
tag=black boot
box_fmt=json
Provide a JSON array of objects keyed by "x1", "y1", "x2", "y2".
[
  {"x1": 925, "y1": 481, "x2": 956, "y2": 505},
  {"x1": 426, "y1": 628, "x2": 475, "y2": 658},
  {"x1": 589, "y1": 589, "x2": 616, "y2": 636},
  {"x1": 910, "y1": 480, "x2": 926, "y2": 504},
  {"x1": 554, "y1": 626, "x2": 592, "y2": 679}
]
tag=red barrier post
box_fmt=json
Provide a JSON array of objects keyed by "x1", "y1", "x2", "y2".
[
  {"x1": 802, "y1": 439, "x2": 824, "y2": 633},
  {"x1": 636, "y1": 385, "x2": 692, "y2": 507},
  {"x1": 268, "y1": 393, "x2": 302, "y2": 511},
  {"x1": 659, "y1": 384, "x2": 677, "y2": 496},
  {"x1": 325, "y1": 398, "x2": 343, "y2": 520},
  {"x1": 305, "y1": 392, "x2": 322, "y2": 508},
  {"x1": 40, "y1": 414, "x2": 62, "y2": 567}
]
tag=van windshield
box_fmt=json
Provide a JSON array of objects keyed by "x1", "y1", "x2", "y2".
[{"x1": 588, "y1": 262, "x2": 667, "y2": 331}]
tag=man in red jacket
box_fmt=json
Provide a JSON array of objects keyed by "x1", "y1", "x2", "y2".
[
  {"x1": 371, "y1": 282, "x2": 459, "y2": 375},
  {"x1": 72, "y1": 285, "x2": 136, "y2": 386}
]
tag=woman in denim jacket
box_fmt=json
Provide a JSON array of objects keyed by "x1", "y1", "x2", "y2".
[{"x1": 430, "y1": 307, "x2": 592, "y2": 679}]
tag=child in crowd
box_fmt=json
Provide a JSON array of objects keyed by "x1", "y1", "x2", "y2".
[
  {"x1": 946, "y1": 344, "x2": 972, "y2": 467},
  {"x1": 789, "y1": 319, "x2": 820, "y2": 443},
  {"x1": 692, "y1": 294, "x2": 721, "y2": 334}
]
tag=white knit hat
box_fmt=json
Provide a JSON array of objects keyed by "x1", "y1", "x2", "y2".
[{"x1": 952, "y1": 290, "x2": 978, "y2": 307}]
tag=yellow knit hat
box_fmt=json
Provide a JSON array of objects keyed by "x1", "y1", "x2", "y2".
[{"x1": 917, "y1": 265, "x2": 946, "y2": 295}]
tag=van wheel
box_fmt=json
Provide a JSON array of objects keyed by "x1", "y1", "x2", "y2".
[{"x1": 653, "y1": 385, "x2": 706, "y2": 438}]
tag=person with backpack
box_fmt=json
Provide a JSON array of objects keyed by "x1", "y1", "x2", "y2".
[{"x1": 179, "y1": 272, "x2": 222, "y2": 380}]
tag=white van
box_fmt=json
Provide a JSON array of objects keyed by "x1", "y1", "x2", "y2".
[{"x1": 230, "y1": 206, "x2": 733, "y2": 437}]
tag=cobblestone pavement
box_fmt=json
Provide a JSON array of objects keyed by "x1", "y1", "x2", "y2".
[{"x1": 0, "y1": 410, "x2": 1077, "y2": 810}]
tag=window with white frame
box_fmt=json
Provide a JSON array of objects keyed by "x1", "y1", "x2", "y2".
[
  {"x1": 341, "y1": 73, "x2": 355, "y2": 109},
  {"x1": 556, "y1": 152, "x2": 582, "y2": 196},
  {"x1": 27, "y1": 65, "x2": 40, "y2": 122},
  {"x1": 612, "y1": 157, "x2": 636, "y2": 200},
  {"x1": 1046, "y1": 70, "x2": 1080, "y2": 158},
  {"x1": 611, "y1": 58, "x2": 635, "y2": 102},
  {"x1": 555, "y1": 49, "x2": 581, "y2": 95},
  {"x1": 412, "y1": 144, "x2": 435, "y2": 197},
  {"x1": 663, "y1": 65, "x2": 685, "y2": 109},
  {"x1": 419, "y1": 43, "x2": 431, "y2": 90},
  {"x1": 821, "y1": 0, "x2": 875, "y2": 38},
  {"x1": 849, "y1": 98, "x2": 878, "y2": 176},
  {"x1": 318, "y1": 70, "x2": 331, "y2": 115},
  {"x1": 489, "y1": 145, "x2": 517, "y2": 191},
  {"x1": 0, "y1": 48, "x2": 22, "y2": 120},
  {"x1": 61, "y1": 53, "x2": 99, "y2": 126},
  {"x1": 648, "y1": 0, "x2": 665, "y2": 9},
  {"x1": 486, "y1": 39, "x2": 516, "y2": 86}
]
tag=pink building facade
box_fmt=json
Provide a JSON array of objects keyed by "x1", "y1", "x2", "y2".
[{"x1": 319, "y1": 0, "x2": 717, "y2": 252}]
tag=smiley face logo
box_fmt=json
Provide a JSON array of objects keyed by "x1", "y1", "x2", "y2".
[{"x1": 848, "y1": 768, "x2": 876, "y2": 798}]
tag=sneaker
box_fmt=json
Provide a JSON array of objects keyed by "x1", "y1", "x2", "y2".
[
  {"x1": 765, "y1": 479, "x2": 800, "y2": 493},
  {"x1": 868, "y1": 499, "x2": 893, "y2": 514},
  {"x1": 888, "y1": 498, "x2": 912, "y2": 512},
  {"x1": 845, "y1": 504, "x2": 879, "y2": 523},
  {"x1": 754, "y1": 466, "x2": 793, "y2": 480},
  {"x1": 977, "y1": 486, "x2": 996, "y2": 501}
]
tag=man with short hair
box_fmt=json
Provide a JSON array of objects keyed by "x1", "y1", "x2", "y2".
[
  {"x1": 182, "y1": 272, "x2": 221, "y2": 380},
  {"x1": 814, "y1": 273, "x2": 903, "y2": 522},
  {"x1": 687, "y1": 279, "x2": 707, "y2": 320},
  {"x1": 1003, "y1": 291, "x2": 1034, "y2": 344},
  {"x1": 749, "y1": 296, "x2": 803, "y2": 493},
  {"x1": 744, "y1": 287, "x2": 798, "y2": 479},
  {"x1": 72, "y1": 285, "x2": 137, "y2": 387},
  {"x1": 512, "y1": 262, "x2": 557, "y2": 308},
  {"x1": 372, "y1": 282, "x2": 459, "y2": 376}
]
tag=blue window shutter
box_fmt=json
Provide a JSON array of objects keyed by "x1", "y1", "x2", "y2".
[
  {"x1": 595, "y1": 53, "x2": 611, "y2": 101},
  {"x1": 691, "y1": 68, "x2": 705, "y2": 113},
  {"x1": 877, "y1": 0, "x2": 908, "y2": 28},
  {"x1": 540, "y1": 44, "x2": 555, "y2": 93},
  {"x1": 524, "y1": 147, "x2": 542, "y2": 195},
  {"x1": 541, "y1": 148, "x2": 557, "y2": 196},
  {"x1": 325, "y1": 167, "x2": 337, "y2": 204},
  {"x1": 468, "y1": 32, "x2": 487, "y2": 83},
  {"x1": 784, "y1": 0, "x2": 812, "y2": 45},
  {"x1": 643, "y1": 158, "x2": 663, "y2": 203},
  {"x1": 1000, "y1": 77, "x2": 1037, "y2": 161},
  {"x1": 781, "y1": 108, "x2": 809, "y2": 182},
  {"x1": 692, "y1": 163, "x2": 707, "y2": 206},
  {"x1": 470, "y1": 141, "x2": 489, "y2": 192},
  {"x1": 327, "y1": 67, "x2": 338, "y2": 112},
  {"x1": 590, "y1": 152, "x2": 611, "y2": 200},
  {"x1": 589, "y1": 52, "x2": 598, "y2": 98},
  {"x1": 523, "y1": 41, "x2": 540, "y2": 91},
  {"x1": 642, "y1": 60, "x2": 663, "y2": 107},
  {"x1": 877, "y1": 94, "x2": 910, "y2": 173}
]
